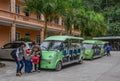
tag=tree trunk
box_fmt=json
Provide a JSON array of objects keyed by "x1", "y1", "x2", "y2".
[
  {"x1": 44, "y1": 17, "x2": 48, "y2": 38},
  {"x1": 81, "y1": 28, "x2": 85, "y2": 37},
  {"x1": 70, "y1": 27, "x2": 72, "y2": 36}
]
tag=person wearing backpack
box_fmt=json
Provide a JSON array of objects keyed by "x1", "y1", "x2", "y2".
[{"x1": 15, "y1": 42, "x2": 26, "y2": 76}]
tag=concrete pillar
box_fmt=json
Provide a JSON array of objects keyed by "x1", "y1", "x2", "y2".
[
  {"x1": 11, "y1": 23, "x2": 16, "y2": 42},
  {"x1": 72, "y1": 24, "x2": 74, "y2": 29},
  {"x1": 59, "y1": 17, "x2": 62, "y2": 25},
  {"x1": 11, "y1": 0, "x2": 16, "y2": 13},
  {"x1": 40, "y1": 29, "x2": 44, "y2": 43},
  {"x1": 10, "y1": 0, "x2": 16, "y2": 42}
]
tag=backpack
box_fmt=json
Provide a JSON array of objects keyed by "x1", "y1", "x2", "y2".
[
  {"x1": 10, "y1": 49, "x2": 17, "y2": 60},
  {"x1": 31, "y1": 55, "x2": 40, "y2": 64}
]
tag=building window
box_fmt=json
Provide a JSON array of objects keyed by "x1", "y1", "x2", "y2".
[
  {"x1": 25, "y1": 33, "x2": 30, "y2": 38},
  {"x1": 8, "y1": 4, "x2": 11, "y2": 12},
  {"x1": 47, "y1": 17, "x2": 52, "y2": 22},
  {"x1": 15, "y1": 5, "x2": 20, "y2": 14},
  {"x1": 54, "y1": 18, "x2": 59, "y2": 24},
  {"x1": 16, "y1": 32, "x2": 21, "y2": 40},
  {"x1": 24, "y1": 9, "x2": 29, "y2": 16},
  {"x1": 62, "y1": 19, "x2": 64, "y2": 25},
  {"x1": 36, "y1": 35, "x2": 40, "y2": 44},
  {"x1": 8, "y1": 4, "x2": 20, "y2": 14},
  {"x1": 36, "y1": 14, "x2": 41, "y2": 20},
  {"x1": 23, "y1": 8, "x2": 30, "y2": 21}
]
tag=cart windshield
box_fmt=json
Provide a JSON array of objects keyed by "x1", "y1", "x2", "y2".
[
  {"x1": 40, "y1": 41, "x2": 62, "y2": 50},
  {"x1": 82, "y1": 44, "x2": 93, "y2": 49}
]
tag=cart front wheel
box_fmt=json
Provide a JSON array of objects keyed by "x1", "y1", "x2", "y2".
[{"x1": 56, "y1": 61, "x2": 62, "y2": 71}]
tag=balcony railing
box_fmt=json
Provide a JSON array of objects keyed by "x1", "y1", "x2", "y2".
[{"x1": 0, "y1": 9, "x2": 80, "y2": 35}]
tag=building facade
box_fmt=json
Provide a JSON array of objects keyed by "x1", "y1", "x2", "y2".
[{"x1": 0, "y1": 0, "x2": 80, "y2": 47}]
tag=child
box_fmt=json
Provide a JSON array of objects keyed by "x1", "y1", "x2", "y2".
[
  {"x1": 31, "y1": 42, "x2": 42, "y2": 72},
  {"x1": 31, "y1": 54, "x2": 40, "y2": 71}
]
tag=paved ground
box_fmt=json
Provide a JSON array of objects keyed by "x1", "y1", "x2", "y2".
[{"x1": 0, "y1": 51, "x2": 120, "y2": 81}]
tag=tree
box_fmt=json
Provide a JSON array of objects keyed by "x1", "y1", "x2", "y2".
[
  {"x1": 24, "y1": 0, "x2": 108, "y2": 37},
  {"x1": 63, "y1": 0, "x2": 83, "y2": 35},
  {"x1": 62, "y1": 0, "x2": 107, "y2": 37},
  {"x1": 24, "y1": 0, "x2": 66, "y2": 38},
  {"x1": 99, "y1": 0, "x2": 120, "y2": 36},
  {"x1": 84, "y1": 0, "x2": 120, "y2": 36},
  {"x1": 103, "y1": 5, "x2": 120, "y2": 36},
  {"x1": 74, "y1": 9, "x2": 107, "y2": 37}
]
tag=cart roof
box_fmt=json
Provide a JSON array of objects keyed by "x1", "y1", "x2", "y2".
[
  {"x1": 45, "y1": 36, "x2": 84, "y2": 41},
  {"x1": 82, "y1": 40, "x2": 108, "y2": 44}
]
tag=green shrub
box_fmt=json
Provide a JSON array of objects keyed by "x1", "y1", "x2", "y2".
[{"x1": 18, "y1": 37, "x2": 32, "y2": 42}]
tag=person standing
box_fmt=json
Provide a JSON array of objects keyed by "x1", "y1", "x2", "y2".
[
  {"x1": 31, "y1": 42, "x2": 42, "y2": 72},
  {"x1": 15, "y1": 42, "x2": 26, "y2": 76},
  {"x1": 24, "y1": 52, "x2": 33, "y2": 73},
  {"x1": 105, "y1": 44, "x2": 112, "y2": 56}
]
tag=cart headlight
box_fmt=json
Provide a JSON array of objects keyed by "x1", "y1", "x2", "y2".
[{"x1": 85, "y1": 50, "x2": 90, "y2": 54}]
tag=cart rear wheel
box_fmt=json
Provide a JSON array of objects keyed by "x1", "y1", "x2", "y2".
[{"x1": 78, "y1": 57, "x2": 83, "y2": 64}]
